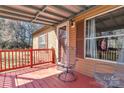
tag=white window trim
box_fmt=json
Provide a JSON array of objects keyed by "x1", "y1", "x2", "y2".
[
  {"x1": 86, "y1": 34, "x2": 124, "y2": 39},
  {"x1": 84, "y1": 6, "x2": 124, "y2": 64}
]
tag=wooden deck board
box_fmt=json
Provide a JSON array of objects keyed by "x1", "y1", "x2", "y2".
[
  {"x1": 0, "y1": 63, "x2": 101, "y2": 88},
  {"x1": 0, "y1": 73, "x2": 5, "y2": 88}
]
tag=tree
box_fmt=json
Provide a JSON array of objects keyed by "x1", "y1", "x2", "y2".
[{"x1": 0, "y1": 18, "x2": 42, "y2": 49}]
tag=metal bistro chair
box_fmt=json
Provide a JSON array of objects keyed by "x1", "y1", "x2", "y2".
[
  {"x1": 94, "y1": 49, "x2": 124, "y2": 88},
  {"x1": 56, "y1": 47, "x2": 77, "y2": 82}
]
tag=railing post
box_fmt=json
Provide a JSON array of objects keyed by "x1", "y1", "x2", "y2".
[
  {"x1": 0, "y1": 50, "x2": 1, "y2": 71},
  {"x1": 30, "y1": 49, "x2": 33, "y2": 68},
  {"x1": 52, "y1": 48, "x2": 55, "y2": 64}
]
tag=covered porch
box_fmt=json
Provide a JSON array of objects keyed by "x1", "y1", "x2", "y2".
[
  {"x1": 0, "y1": 5, "x2": 102, "y2": 88},
  {"x1": 0, "y1": 5, "x2": 124, "y2": 88}
]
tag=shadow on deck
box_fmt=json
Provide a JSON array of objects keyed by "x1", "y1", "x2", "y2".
[{"x1": 0, "y1": 63, "x2": 102, "y2": 88}]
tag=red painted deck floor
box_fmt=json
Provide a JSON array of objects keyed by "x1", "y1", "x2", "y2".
[{"x1": 0, "y1": 63, "x2": 102, "y2": 88}]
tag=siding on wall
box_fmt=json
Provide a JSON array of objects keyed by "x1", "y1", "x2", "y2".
[
  {"x1": 33, "y1": 27, "x2": 56, "y2": 48},
  {"x1": 69, "y1": 22, "x2": 77, "y2": 64},
  {"x1": 70, "y1": 5, "x2": 123, "y2": 77},
  {"x1": 69, "y1": 22, "x2": 76, "y2": 48},
  {"x1": 48, "y1": 29, "x2": 58, "y2": 58},
  {"x1": 33, "y1": 35, "x2": 39, "y2": 49},
  {"x1": 75, "y1": 58, "x2": 117, "y2": 77}
]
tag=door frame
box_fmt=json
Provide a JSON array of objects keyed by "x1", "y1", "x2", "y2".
[{"x1": 56, "y1": 21, "x2": 70, "y2": 59}]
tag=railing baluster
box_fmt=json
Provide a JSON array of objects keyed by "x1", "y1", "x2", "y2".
[
  {"x1": 36, "y1": 50, "x2": 37, "y2": 64},
  {"x1": 12, "y1": 50, "x2": 14, "y2": 68},
  {"x1": 25, "y1": 50, "x2": 26, "y2": 66},
  {"x1": 34, "y1": 51, "x2": 35, "y2": 65},
  {"x1": 38, "y1": 50, "x2": 39, "y2": 63},
  {"x1": 17, "y1": 51, "x2": 18, "y2": 67},
  {"x1": 112, "y1": 50, "x2": 114, "y2": 61},
  {"x1": 22, "y1": 51, "x2": 23, "y2": 66},
  {"x1": 46, "y1": 50, "x2": 48, "y2": 62},
  {"x1": 116, "y1": 50, "x2": 117, "y2": 61},
  {"x1": 15, "y1": 51, "x2": 17, "y2": 68},
  {"x1": 0, "y1": 51, "x2": 1, "y2": 71},
  {"x1": 111, "y1": 51, "x2": 112, "y2": 60},
  {"x1": 29, "y1": 50, "x2": 30, "y2": 65},
  {"x1": 28, "y1": 50, "x2": 30, "y2": 65},
  {"x1": 102, "y1": 51, "x2": 103, "y2": 59},
  {"x1": 20, "y1": 51, "x2": 22, "y2": 66},
  {"x1": 103, "y1": 51, "x2": 104, "y2": 59},
  {"x1": 30, "y1": 49, "x2": 33, "y2": 68},
  {"x1": 27, "y1": 50, "x2": 28, "y2": 65},
  {"x1": 104, "y1": 51, "x2": 106, "y2": 60},
  {"x1": 105, "y1": 50, "x2": 106, "y2": 60},
  {"x1": 4, "y1": 52, "x2": 6, "y2": 70},
  {"x1": 47, "y1": 50, "x2": 50, "y2": 61},
  {"x1": 41, "y1": 51, "x2": 42, "y2": 63},
  {"x1": 112, "y1": 50, "x2": 113, "y2": 61},
  {"x1": 19, "y1": 50, "x2": 20, "y2": 67},
  {"x1": 8, "y1": 51, "x2": 10, "y2": 69},
  {"x1": 49, "y1": 50, "x2": 51, "y2": 62}
]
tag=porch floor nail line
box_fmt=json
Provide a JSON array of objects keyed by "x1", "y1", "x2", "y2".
[{"x1": 0, "y1": 63, "x2": 101, "y2": 88}]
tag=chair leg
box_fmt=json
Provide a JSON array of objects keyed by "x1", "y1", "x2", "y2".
[
  {"x1": 58, "y1": 69, "x2": 77, "y2": 82},
  {"x1": 64, "y1": 71, "x2": 68, "y2": 81}
]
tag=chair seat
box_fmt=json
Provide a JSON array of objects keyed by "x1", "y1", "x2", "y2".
[
  {"x1": 94, "y1": 72, "x2": 114, "y2": 87},
  {"x1": 94, "y1": 72, "x2": 114, "y2": 80},
  {"x1": 57, "y1": 62, "x2": 65, "y2": 67}
]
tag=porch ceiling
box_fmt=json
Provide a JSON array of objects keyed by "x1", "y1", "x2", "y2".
[{"x1": 0, "y1": 5, "x2": 94, "y2": 25}]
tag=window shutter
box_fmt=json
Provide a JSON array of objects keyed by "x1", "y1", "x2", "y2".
[{"x1": 76, "y1": 20, "x2": 84, "y2": 59}]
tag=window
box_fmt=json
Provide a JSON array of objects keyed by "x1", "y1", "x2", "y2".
[
  {"x1": 85, "y1": 7, "x2": 124, "y2": 62},
  {"x1": 38, "y1": 34, "x2": 47, "y2": 48}
]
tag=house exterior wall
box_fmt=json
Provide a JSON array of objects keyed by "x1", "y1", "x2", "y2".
[
  {"x1": 33, "y1": 27, "x2": 58, "y2": 57},
  {"x1": 33, "y1": 26, "x2": 59, "y2": 63},
  {"x1": 70, "y1": 5, "x2": 123, "y2": 77},
  {"x1": 32, "y1": 5, "x2": 123, "y2": 77},
  {"x1": 33, "y1": 21, "x2": 70, "y2": 63},
  {"x1": 47, "y1": 29, "x2": 58, "y2": 58},
  {"x1": 32, "y1": 33, "x2": 39, "y2": 49},
  {"x1": 33, "y1": 26, "x2": 56, "y2": 48}
]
